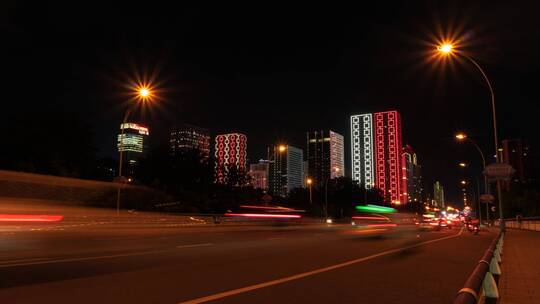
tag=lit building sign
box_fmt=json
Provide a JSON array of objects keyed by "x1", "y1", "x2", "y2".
[{"x1": 120, "y1": 123, "x2": 149, "y2": 135}]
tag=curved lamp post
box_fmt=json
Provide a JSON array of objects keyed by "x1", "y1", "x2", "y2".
[
  {"x1": 116, "y1": 86, "x2": 153, "y2": 215},
  {"x1": 438, "y1": 43, "x2": 505, "y2": 229}
]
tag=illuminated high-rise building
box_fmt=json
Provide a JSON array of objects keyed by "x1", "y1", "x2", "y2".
[
  {"x1": 501, "y1": 139, "x2": 530, "y2": 189},
  {"x1": 306, "y1": 130, "x2": 344, "y2": 186},
  {"x1": 374, "y1": 111, "x2": 403, "y2": 204},
  {"x1": 433, "y1": 181, "x2": 445, "y2": 208},
  {"x1": 117, "y1": 122, "x2": 149, "y2": 176},
  {"x1": 402, "y1": 145, "x2": 422, "y2": 203},
  {"x1": 214, "y1": 133, "x2": 247, "y2": 184},
  {"x1": 249, "y1": 160, "x2": 269, "y2": 190},
  {"x1": 350, "y1": 113, "x2": 375, "y2": 188},
  {"x1": 170, "y1": 123, "x2": 210, "y2": 160},
  {"x1": 412, "y1": 156, "x2": 423, "y2": 203},
  {"x1": 351, "y1": 110, "x2": 404, "y2": 204},
  {"x1": 269, "y1": 145, "x2": 304, "y2": 197}
]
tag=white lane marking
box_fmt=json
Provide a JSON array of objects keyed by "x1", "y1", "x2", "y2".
[
  {"x1": 0, "y1": 243, "x2": 214, "y2": 268},
  {"x1": 0, "y1": 249, "x2": 172, "y2": 268},
  {"x1": 176, "y1": 243, "x2": 213, "y2": 249},
  {"x1": 0, "y1": 257, "x2": 51, "y2": 265},
  {"x1": 178, "y1": 228, "x2": 464, "y2": 304}
]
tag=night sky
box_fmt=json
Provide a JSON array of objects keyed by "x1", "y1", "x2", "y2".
[{"x1": 2, "y1": 1, "x2": 540, "y2": 204}]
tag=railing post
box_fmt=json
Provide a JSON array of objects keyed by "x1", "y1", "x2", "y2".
[
  {"x1": 453, "y1": 232, "x2": 503, "y2": 304},
  {"x1": 483, "y1": 272, "x2": 499, "y2": 304},
  {"x1": 490, "y1": 257, "x2": 501, "y2": 284}
]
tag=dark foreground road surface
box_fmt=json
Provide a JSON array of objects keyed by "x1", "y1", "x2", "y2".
[{"x1": 0, "y1": 203, "x2": 496, "y2": 304}]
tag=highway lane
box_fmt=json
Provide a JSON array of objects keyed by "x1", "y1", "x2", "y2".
[{"x1": 0, "y1": 221, "x2": 496, "y2": 304}]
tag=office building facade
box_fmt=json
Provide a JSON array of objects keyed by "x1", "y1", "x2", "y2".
[
  {"x1": 433, "y1": 181, "x2": 445, "y2": 208},
  {"x1": 402, "y1": 145, "x2": 423, "y2": 203},
  {"x1": 501, "y1": 139, "x2": 530, "y2": 186},
  {"x1": 306, "y1": 130, "x2": 345, "y2": 187},
  {"x1": 117, "y1": 122, "x2": 149, "y2": 176},
  {"x1": 249, "y1": 160, "x2": 269, "y2": 190},
  {"x1": 269, "y1": 145, "x2": 304, "y2": 197},
  {"x1": 170, "y1": 123, "x2": 210, "y2": 160},
  {"x1": 402, "y1": 145, "x2": 415, "y2": 204}
]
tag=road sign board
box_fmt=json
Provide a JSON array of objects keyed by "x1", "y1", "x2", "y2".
[
  {"x1": 484, "y1": 163, "x2": 515, "y2": 180},
  {"x1": 480, "y1": 194, "x2": 495, "y2": 203}
]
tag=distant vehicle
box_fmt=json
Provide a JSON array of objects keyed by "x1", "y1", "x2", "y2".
[
  {"x1": 415, "y1": 215, "x2": 443, "y2": 231},
  {"x1": 466, "y1": 218, "x2": 480, "y2": 234},
  {"x1": 223, "y1": 205, "x2": 304, "y2": 226},
  {"x1": 416, "y1": 218, "x2": 438, "y2": 231},
  {"x1": 351, "y1": 214, "x2": 397, "y2": 236},
  {"x1": 437, "y1": 217, "x2": 455, "y2": 229},
  {"x1": 467, "y1": 223, "x2": 479, "y2": 234}
]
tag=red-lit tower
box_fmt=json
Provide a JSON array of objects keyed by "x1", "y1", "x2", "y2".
[
  {"x1": 214, "y1": 133, "x2": 247, "y2": 184},
  {"x1": 373, "y1": 111, "x2": 403, "y2": 204}
]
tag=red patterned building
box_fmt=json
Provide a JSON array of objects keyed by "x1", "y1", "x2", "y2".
[
  {"x1": 373, "y1": 111, "x2": 403, "y2": 204},
  {"x1": 214, "y1": 133, "x2": 247, "y2": 184}
]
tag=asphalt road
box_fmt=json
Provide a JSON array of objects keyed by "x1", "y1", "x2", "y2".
[{"x1": 0, "y1": 203, "x2": 496, "y2": 304}]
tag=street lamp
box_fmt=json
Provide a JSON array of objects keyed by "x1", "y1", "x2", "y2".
[
  {"x1": 324, "y1": 167, "x2": 340, "y2": 221},
  {"x1": 437, "y1": 43, "x2": 453, "y2": 54},
  {"x1": 455, "y1": 132, "x2": 490, "y2": 224},
  {"x1": 116, "y1": 84, "x2": 154, "y2": 215},
  {"x1": 459, "y1": 162, "x2": 483, "y2": 225},
  {"x1": 139, "y1": 88, "x2": 150, "y2": 98},
  {"x1": 455, "y1": 133, "x2": 467, "y2": 140},
  {"x1": 306, "y1": 178, "x2": 313, "y2": 204},
  {"x1": 437, "y1": 42, "x2": 504, "y2": 229}
]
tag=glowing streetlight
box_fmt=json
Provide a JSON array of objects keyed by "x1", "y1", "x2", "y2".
[
  {"x1": 461, "y1": 180, "x2": 467, "y2": 185},
  {"x1": 134, "y1": 84, "x2": 154, "y2": 102},
  {"x1": 306, "y1": 178, "x2": 313, "y2": 204},
  {"x1": 139, "y1": 88, "x2": 150, "y2": 98},
  {"x1": 437, "y1": 43, "x2": 454, "y2": 54},
  {"x1": 459, "y1": 162, "x2": 467, "y2": 168},
  {"x1": 278, "y1": 145, "x2": 287, "y2": 152},
  {"x1": 455, "y1": 133, "x2": 467, "y2": 140}
]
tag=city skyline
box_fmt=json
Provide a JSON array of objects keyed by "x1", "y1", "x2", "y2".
[
  {"x1": 3, "y1": 2, "x2": 539, "y2": 204},
  {"x1": 2, "y1": 3, "x2": 540, "y2": 303}
]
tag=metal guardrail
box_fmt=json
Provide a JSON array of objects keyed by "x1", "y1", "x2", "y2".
[
  {"x1": 454, "y1": 231, "x2": 504, "y2": 304},
  {"x1": 505, "y1": 218, "x2": 540, "y2": 231}
]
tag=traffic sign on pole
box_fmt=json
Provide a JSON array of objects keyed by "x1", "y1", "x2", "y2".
[
  {"x1": 484, "y1": 163, "x2": 515, "y2": 181},
  {"x1": 480, "y1": 194, "x2": 495, "y2": 203}
]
